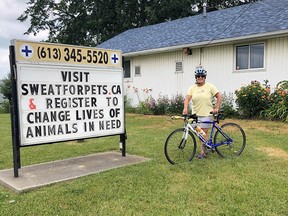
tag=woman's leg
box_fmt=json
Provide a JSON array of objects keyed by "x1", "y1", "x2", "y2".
[
  {"x1": 200, "y1": 128, "x2": 209, "y2": 155},
  {"x1": 197, "y1": 116, "x2": 212, "y2": 159}
]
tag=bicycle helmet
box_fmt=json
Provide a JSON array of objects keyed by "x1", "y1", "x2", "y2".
[{"x1": 194, "y1": 67, "x2": 207, "y2": 76}]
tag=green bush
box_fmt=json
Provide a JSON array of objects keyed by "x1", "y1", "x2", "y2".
[
  {"x1": 0, "y1": 100, "x2": 10, "y2": 114},
  {"x1": 124, "y1": 94, "x2": 136, "y2": 113},
  {"x1": 261, "y1": 80, "x2": 288, "y2": 122},
  {"x1": 235, "y1": 80, "x2": 270, "y2": 118},
  {"x1": 137, "y1": 101, "x2": 152, "y2": 114}
]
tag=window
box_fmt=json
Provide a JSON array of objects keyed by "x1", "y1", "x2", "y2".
[
  {"x1": 123, "y1": 60, "x2": 131, "y2": 78},
  {"x1": 236, "y1": 43, "x2": 264, "y2": 70},
  {"x1": 135, "y1": 65, "x2": 141, "y2": 76},
  {"x1": 175, "y1": 61, "x2": 183, "y2": 73}
]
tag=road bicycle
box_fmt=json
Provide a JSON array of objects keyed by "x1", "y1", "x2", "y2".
[{"x1": 164, "y1": 112, "x2": 246, "y2": 164}]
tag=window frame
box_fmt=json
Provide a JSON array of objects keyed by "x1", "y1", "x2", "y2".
[
  {"x1": 123, "y1": 60, "x2": 132, "y2": 81},
  {"x1": 235, "y1": 42, "x2": 265, "y2": 71}
]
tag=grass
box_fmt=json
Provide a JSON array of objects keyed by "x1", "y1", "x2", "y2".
[{"x1": 0, "y1": 113, "x2": 287, "y2": 215}]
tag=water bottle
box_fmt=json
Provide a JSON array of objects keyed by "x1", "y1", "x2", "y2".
[{"x1": 195, "y1": 126, "x2": 206, "y2": 136}]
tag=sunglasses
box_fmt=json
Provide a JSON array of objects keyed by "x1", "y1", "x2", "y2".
[{"x1": 195, "y1": 75, "x2": 206, "y2": 78}]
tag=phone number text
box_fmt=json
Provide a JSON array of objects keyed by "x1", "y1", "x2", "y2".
[{"x1": 37, "y1": 46, "x2": 109, "y2": 64}]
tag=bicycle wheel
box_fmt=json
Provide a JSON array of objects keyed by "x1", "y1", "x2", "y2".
[
  {"x1": 214, "y1": 123, "x2": 246, "y2": 158},
  {"x1": 164, "y1": 128, "x2": 197, "y2": 164}
]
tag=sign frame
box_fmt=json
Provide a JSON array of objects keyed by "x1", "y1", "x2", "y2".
[{"x1": 9, "y1": 40, "x2": 127, "y2": 177}]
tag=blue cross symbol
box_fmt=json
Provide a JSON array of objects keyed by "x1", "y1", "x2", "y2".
[
  {"x1": 111, "y1": 54, "x2": 119, "y2": 64},
  {"x1": 21, "y1": 45, "x2": 32, "y2": 57}
]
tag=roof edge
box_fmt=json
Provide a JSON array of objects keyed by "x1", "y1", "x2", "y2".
[{"x1": 123, "y1": 29, "x2": 288, "y2": 57}]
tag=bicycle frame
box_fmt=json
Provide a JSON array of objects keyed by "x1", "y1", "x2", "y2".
[{"x1": 184, "y1": 119, "x2": 233, "y2": 149}]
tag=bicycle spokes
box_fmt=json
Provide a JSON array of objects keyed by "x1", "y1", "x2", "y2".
[
  {"x1": 214, "y1": 123, "x2": 246, "y2": 158},
  {"x1": 164, "y1": 128, "x2": 197, "y2": 164}
]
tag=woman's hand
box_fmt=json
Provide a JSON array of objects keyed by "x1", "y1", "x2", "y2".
[
  {"x1": 182, "y1": 108, "x2": 188, "y2": 115},
  {"x1": 212, "y1": 108, "x2": 219, "y2": 114}
]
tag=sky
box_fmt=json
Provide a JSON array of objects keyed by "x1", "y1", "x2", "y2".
[{"x1": 0, "y1": 0, "x2": 48, "y2": 80}]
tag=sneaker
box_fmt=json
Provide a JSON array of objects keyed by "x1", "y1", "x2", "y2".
[{"x1": 197, "y1": 153, "x2": 206, "y2": 160}]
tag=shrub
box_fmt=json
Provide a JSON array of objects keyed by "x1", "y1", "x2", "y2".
[
  {"x1": 146, "y1": 94, "x2": 169, "y2": 115},
  {"x1": 142, "y1": 96, "x2": 156, "y2": 114},
  {"x1": 137, "y1": 101, "x2": 152, "y2": 114},
  {"x1": 261, "y1": 80, "x2": 288, "y2": 122},
  {"x1": 235, "y1": 80, "x2": 270, "y2": 118},
  {"x1": 124, "y1": 94, "x2": 136, "y2": 113},
  {"x1": 0, "y1": 100, "x2": 10, "y2": 114},
  {"x1": 220, "y1": 92, "x2": 238, "y2": 118},
  {"x1": 167, "y1": 94, "x2": 184, "y2": 115},
  {"x1": 131, "y1": 94, "x2": 184, "y2": 115}
]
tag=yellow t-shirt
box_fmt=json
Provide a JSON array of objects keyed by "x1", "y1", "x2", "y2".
[{"x1": 187, "y1": 82, "x2": 219, "y2": 116}]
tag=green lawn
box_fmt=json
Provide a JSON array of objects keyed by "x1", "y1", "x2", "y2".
[{"x1": 0, "y1": 113, "x2": 287, "y2": 215}]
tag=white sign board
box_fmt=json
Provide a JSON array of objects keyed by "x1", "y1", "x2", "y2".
[{"x1": 12, "y1": 40, "x2": 124, "y2": 146}]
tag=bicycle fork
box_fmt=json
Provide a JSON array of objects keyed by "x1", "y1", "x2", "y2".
[{"x1": 178, "y1": 128, "x2": 189, "y2": 149}]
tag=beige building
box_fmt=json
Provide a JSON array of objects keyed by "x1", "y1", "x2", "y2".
[{"x1": 99, "y1": 0, "x2": 288, "y2": 106}]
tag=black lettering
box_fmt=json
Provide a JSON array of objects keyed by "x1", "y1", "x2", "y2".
[
  {"x1": 112, "y1": 85, "x2": 121, "y2": 94},
  {"x1": 84, "y1": 122, "x2": 94, "y2": 132},
  {"x1": 103, "y1": 85, "x2": 108, "y2": 94},
  {"x1": 42, "y1": 112, "x2": 49, "y2": 123},
  {"x1": 48, "y1": 125, "x2": 56, "y2": 135},
  {"x1": 21, "y1": 84, "x2": 29, "y2": 95},
  {"x1": 98, "y1": 120, "x2": 121, "y2": 130},
  {"x1": 46, "y1": 98, "x2": 52, "y2": 109},
  {"x1": 61, "y1": 71, "x2": 90, "y2": 82},
  {"x1": 29, "y1": 84, "x2": 40, "y2": 95},
  {"x1": 83, "y1": 72, "x2": 89, "y2": 82},
  {"x1": 41, "y1": 84, "x2": 47, "y2": 95},
  {"x1": 27, "y1": 113, "x2": 33, "y2": 123},
  {"x1": 99, "y1": 121, "x2": 104, "y2": 130},
  {"x1": 34, "y1": 112, "x2": 41, "y2": 123},
  {"x1": 50, "y1": 111, "x2": 57, "y2": 122},
  {"x1": 91, "y1": 97, "x2": 97, "y2": 107},
  {"x1": 99, "y1": 109, "x2": 104, "y2": 118},
  {"x1": 84, "y1": 85, "x2": 90, "y2": 94},
  {"x1": 106, "y1": 120, "x2": 111, "y2": 129},
  {"x1": 55, "y1": 98, "x2": 61, "y2": 108},
  {"x1": 47, "y1": 85, "x2": 55, "y2": 95},
  {"x1": 73, "y1": 71, "x2": 79, "y2": 82},
  {"x1": 35, "y1": 125, "x2": 42, "y2": 137},
  {"x1": 26, "y1": 127, "x2": 34, "y2": 138},
  {"x1": 61, "y1": 71, "x2": 69, "y2": 82},
  {"x1": 72, "y1": 123, "x2": 78, "y2": 133},
  {"x1": 65, "y1": 124, "x2": 71, "y2": 134},
  {"x1": 57, "y1": 125, "x2": 64, "y2": 134},
  {"x1": 78, "y1": 85, "x2": 84, "y2": 95}
]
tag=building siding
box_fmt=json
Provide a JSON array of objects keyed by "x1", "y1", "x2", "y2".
[{"x1": 124, "y1": 36, "x2": 288, "y2": 107}]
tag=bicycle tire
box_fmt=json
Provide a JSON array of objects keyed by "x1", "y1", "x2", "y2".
[
  {"x1": 164, "y1": 128, "x2": 197, "y2": 164},
  {"x1": 214, "y1": 123, "x2": 246, "y2": 158}
]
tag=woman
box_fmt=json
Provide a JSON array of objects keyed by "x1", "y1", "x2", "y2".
[{"x1": 182, "y1": 66, "x2": 222, "y2": 159}]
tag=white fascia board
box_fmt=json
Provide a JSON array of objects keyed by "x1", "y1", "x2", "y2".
[{"x1": 123, "y1": 30, "x2": 288, "y2": 57}]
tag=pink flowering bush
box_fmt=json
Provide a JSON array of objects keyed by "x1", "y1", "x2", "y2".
[
  {"x1": 137, "y1": 94, "x2": 184, "y2": 115},
  {"x1": 168, "y1": 94, "x2": 185, "y2": 114}
]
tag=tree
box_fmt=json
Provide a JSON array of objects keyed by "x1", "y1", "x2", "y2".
[
  {"x1": 18, "y1": 0, "x2": 257, "y2": 46},
  {"x1": 196, "y1": 0, "x2": 258, "y2": 12},
  {"x1": 0, "y1": 73, "x2": 12, "y2": 101}
]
